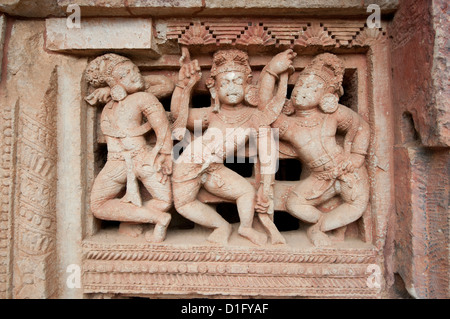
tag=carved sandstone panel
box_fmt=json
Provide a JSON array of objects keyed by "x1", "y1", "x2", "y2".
[
  {"x1": 82, "y1": 241, "x2": 379, "y2": 298},
  {"x1": 13, "y1": 69, "x2": 58, "y2": 299},
  {"x1": 46, "y1": 18, "x2": 157, "y2": 55},
  {"x1": 163, "y1": 18, "x2": 387, "y2": 50}
]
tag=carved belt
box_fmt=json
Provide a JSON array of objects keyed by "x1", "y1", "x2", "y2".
[
  {"x1": 107, "y1": 146, "x2": 146, "y2": 161},
  {"x1": 308, "y1": 152, "x2": 344, "y2": 171}
]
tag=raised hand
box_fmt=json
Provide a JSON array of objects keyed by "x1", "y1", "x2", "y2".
[
  {"x1": 85, "y1": 87, "x2": 112, "y2": 106},
  {"x1": 266, "y1": 49, "x2": 297, "y2": 76},
  {"x1": 178, "y1": 59, "x2": 202, "y2": 89}
]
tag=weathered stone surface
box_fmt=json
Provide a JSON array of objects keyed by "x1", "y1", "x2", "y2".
[
  {"x1": 1, "y1": 19, "x2": 61, "y2": 299},
  {"x1": 394, "y1": 146, "x2": 449, "y2": 298},
  {"x1": 389, "y1": 0, "x2": 450, "y2": 147},
  {"x1": 0, "y1": 0, "x2": 64, "y2": 17},
  {"x1": 430, "y1": 0, "x2": 450, "y2": 146},
  {"x1": 57, "y1": 0, "x2": 204, "y2": 16},
  {"x1": 55, "y1": 0, "x2": 398, "y2": 17},
  {"x1": 0, "y1": 0, "x2": 448, "y2": 301},
  {"x1": 0, "y1": 15, "x2": 6, "y2": 80},
  {"x1": 389, "y1": 0, "x2": 450, "y2": 300},
  {"x1": 46, "y1": 18, "x2": 156, "y2": 55},
  {"x1": 202, "y1": 0, "x2": 398, "y2": 16}
]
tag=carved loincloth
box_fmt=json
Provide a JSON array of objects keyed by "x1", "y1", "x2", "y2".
[
  {"x1": 303, "y1": 152, "x2": 357, "y2": 200},
  {"x1": 106, "y1": 145, "x2": 159, "y2": 207}
]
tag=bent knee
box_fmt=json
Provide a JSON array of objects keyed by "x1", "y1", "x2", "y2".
[
  {"x1": 240, "y1": 185, "x2": 256, "y2": 198},
  {"x1": 157, "y1": 199, "x2": 172, "y2": 212},
  {"x1": 285, "y1": 201, "x2": 320, "y2": 224}
]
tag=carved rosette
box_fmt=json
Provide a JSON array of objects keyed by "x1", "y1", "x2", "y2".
[
  {"x1": 294, "y1": 23, "x2": 336, "y2": 47},
  {"x1": 353, "y1": 28, "x2": 387, "y2": 47},
  {"x1": 179, "y1": 22, "x2": 215, "y2": 46},
  {"x1": 166, "y1": 19, "x2": 387, "y2": 49},
  {"x1": 236, "y1": 24, "x2": 275, "y2": 46}
]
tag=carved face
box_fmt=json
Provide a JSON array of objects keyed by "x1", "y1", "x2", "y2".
[
  {"x1": 216, "y1": 71, "x2": 246, "y2": 106},
  {"x1": 291, "y1": 74, "x2": 326, "y2": 110},
  {"x1": 111, "y1": 61, "x2": 145, "y2": 94}
]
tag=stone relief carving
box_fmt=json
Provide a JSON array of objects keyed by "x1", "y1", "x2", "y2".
[
  {"x1": 170, "y1": 48, "x2": 295, "y2": 246},
  {"x1": 84, "y1": 49, "x2": 370, "y2": 249},
  {"x1": 262, "y1": 53, "x2": 370, "y2": 246},
  {"x1": 14, "y1": 69, "x2": 58, "y2": 298},
  {"x1": 85, "y1": 54, "x2": 173, "y2": 243}
]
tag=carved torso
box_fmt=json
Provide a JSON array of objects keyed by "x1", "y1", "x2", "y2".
[
  {"x1": 278, "y1": 110, "x2": 344, "y2": 169},
  {"x1": 100, "y1": 92, "x2": 153, "y2": 153}
]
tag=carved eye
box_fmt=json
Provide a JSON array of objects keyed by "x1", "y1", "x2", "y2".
[{"x1": 234, "y1": 78, "x2": 243, "y2": 85}]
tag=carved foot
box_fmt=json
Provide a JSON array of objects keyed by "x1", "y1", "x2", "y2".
[
  {"x1": 238, "y1": 226, "x2": 267, "y2": 246},
  {"x1": 207, "y1": 223, "x2": 232, "y2": 245},
  {"x1": 119, "y1": 222, "x2": 144, "y2": 238},
  {"x1": 144, "y1": 213, "x2": 171, "y2": 243},
  {"x1": 307, "y1": 223, "x2": 332, "y2": 247},
  {"x1": 270, "y1": 232, "x2": 287, "y2": 245},
  {"x1": 257, "y1": 214, "x2": 287, "y2": 245}
]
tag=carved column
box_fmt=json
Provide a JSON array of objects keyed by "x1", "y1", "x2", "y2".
[{"x1": 12, "y1": 69, "x2": 58, "y2": 299}]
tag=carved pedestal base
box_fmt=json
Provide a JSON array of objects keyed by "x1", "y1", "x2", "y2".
[{"x1": 82, "y1": 228, "x2": 380, "y2": 298}]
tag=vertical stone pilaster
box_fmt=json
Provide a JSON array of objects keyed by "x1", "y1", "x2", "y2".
[{"x1": 13, "y1": 68, "x2": 58, "y2": 298}]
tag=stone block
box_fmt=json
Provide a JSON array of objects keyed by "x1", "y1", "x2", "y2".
[
  {"x1": 57, "y1": 0, "x2": 204, "y2": 16},
  {"x1": 201, "y1": 0, "x2": 398, "y2": 16},
  {"x1": 394, "y1": 146, "x2": 449, "y2": 298},
  {"x1": 389, "y1": 0, "x2": 450, "y2": 147},
  {"x1": 45, "y1": 18, "x2": 156, "y2": 54},
  {"x1": 0, "y1": 0, "x2": 64, "y2": 18}
]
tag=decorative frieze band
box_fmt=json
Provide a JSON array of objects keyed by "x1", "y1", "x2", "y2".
[
  {"x1": 83, "y1": 242, "x2": 379, "y2": 297},
  {"x1": 83, "y1": 242, "x2": 376, "y2": 264},
  {"x1": 165, "y1": 19, "x2": 387, "y2": 48}
]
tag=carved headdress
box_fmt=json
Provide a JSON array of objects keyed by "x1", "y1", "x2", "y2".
[
  {"x1": 300, "y1": 53, "x2": 345, "y2": 96},
  {"x1": 209, "y1": 49, "x2": 252, "y2": 79},
  {"x1": 85, "y1": 53, "x2": 131, "y2": 88},
  {"x1": 297, "y1": 53, "x2": 345, "y2": 114},
  {"x1": 207, "y1": 49, "x2": 257, "y2": 112}
]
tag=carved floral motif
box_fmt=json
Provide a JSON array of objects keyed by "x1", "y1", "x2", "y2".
[
  {"x1": 294, "y1": 23, "x2": 336, "y2": 47},
  {"x1": 237, "y1": 24, "x2": 275, "y2": 46},
  {"x1": 166, "y1": 19, "x2": 387, "y2": 48},
  {"x1": 179, "y1": 22, "x2": 215, "y2": 46}
]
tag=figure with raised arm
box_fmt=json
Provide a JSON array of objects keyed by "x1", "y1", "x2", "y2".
[
  {"x1": 170, "y1": 49, "x2": 296, "y2": 245},
  {"x1": 85, "y1": 53, "x2": 173, "y2": 243},
  {"x1": 259, "y1": 53, "x2": 371, "y2": 246}
]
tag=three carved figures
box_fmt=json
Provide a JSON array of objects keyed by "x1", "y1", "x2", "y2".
[{"x1": 84, "y1": 48, "x2": 370, "y2": 247}]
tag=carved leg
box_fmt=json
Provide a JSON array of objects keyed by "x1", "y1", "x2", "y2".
[
  {"x1": 204, "y1": 166, "x2": 267, "y2": 246},
  {"x1": 176, "y1": 200, "x2": 232, "y2": 244},
  {"x1": 321, "y1": 168, "x2": 370, "y2": 232},
  {"x1": 91, "y1": 161, "x2": 168, "y2": 231},
  {"x1": 137, "y1": 163, "x2": 173, "y2": 243},
  {"x1": 173, "y1": 177, "x2": 231, "y2": 245},
  {"x1": 285, "y1": 176, "x2": 337, "y2": 246}
]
